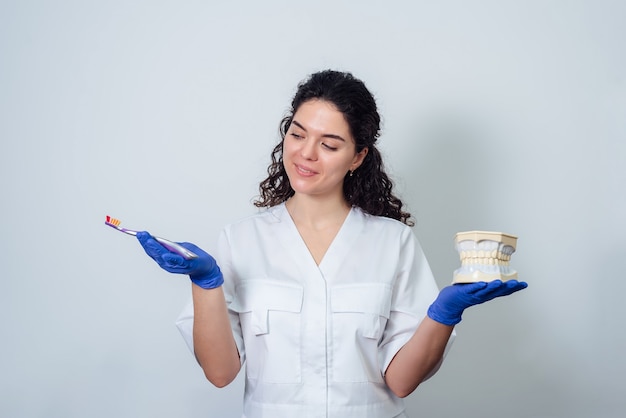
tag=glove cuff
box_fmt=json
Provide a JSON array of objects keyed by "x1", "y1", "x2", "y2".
[
  {"x1": 190, "y1": 268, "x2": 224, "y2": 289},
  {"x1": 427, "y1": 303, "x2": 462, "y2": 326}
]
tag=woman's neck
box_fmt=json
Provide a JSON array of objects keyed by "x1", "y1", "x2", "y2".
[{"x1": 285, "y1": 193, "x2": 351, "y2": 231}]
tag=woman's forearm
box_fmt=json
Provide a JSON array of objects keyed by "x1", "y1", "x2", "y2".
[
  {"x1": 384, "y1": 316, "x2": 454, "y2": 398},
  {"x1": 191, "y1": 283, "x2": 241, "y2": 387}
]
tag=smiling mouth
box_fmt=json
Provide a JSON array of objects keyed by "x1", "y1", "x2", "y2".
[{"x1": 295, "y1": 164, "x2": 317, "y2": 175}]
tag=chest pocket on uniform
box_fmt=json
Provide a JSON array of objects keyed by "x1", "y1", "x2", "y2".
[
  {"x1": 331, "y1": 283, "x2": 392, "y2": 383},
  {"x1": 230, "y1": 280, "x2": 303, "y2": 384}
]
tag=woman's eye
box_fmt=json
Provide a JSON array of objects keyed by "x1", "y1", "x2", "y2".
[
  {"x1": 322, "y1": 143, "x2": 338, "y2": 151},
  {"x1": 290, "y1": 133, "x2": 303, "y2": 139}
]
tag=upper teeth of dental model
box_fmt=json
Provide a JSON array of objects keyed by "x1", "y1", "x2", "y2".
[{"x1": 453, "y1": 231, "x2": 518, "y2": 283}]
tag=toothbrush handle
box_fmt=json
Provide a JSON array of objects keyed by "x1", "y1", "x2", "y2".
[{"x1": 154, "y1": 236, "x2": 198, "y2": 259}]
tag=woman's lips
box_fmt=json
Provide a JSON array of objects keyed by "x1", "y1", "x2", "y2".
[{"x1": 294, "y1": 163, "x2": 317, "y2": 177}]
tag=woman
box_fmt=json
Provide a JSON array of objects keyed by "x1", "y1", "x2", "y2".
[{"x1": 137, "y1": 70, "x2": 527, "y2": 418}]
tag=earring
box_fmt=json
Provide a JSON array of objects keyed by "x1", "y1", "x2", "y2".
[{"x1": 349, "y1": 170, "x2": 354, "y2": 177}]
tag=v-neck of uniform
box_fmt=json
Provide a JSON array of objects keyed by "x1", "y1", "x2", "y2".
[{"x1": 274, "y1": 202, "x2": 361, "y2": 275}]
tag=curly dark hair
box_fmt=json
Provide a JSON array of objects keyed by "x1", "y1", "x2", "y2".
[{"x1": 254, "y1": 70, "x2": 413, "y2": 226}]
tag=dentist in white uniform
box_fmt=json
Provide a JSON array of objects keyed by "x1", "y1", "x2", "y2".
[{"x1": 137, "y1": 70, "x2": 527, "y2": 418}]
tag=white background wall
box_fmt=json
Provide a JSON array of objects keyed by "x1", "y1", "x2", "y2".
[{"x1": 1, "y1": 1, "x2": 624, "y2": 417}]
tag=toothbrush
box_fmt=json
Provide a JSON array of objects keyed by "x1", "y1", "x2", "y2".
[{"x1": 105, "y1": 215, "x2": 198, "y2": 259}]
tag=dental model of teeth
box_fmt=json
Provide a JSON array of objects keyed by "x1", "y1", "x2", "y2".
[{"x1": 453, "y1": 231, "x2": 518, "y2": 284}]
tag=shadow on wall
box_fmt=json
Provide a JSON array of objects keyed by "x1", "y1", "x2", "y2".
[{"x1": 401, "y1": 110, "x2": 515, "y2": 283}]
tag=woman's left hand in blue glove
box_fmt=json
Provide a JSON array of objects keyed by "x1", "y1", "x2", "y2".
[
  {"x1": 427, "y1": 280, "x2": 528, "y2": 326},
  {"x1": 136, "y1": 231, "x2": 224, "y2": 289}
]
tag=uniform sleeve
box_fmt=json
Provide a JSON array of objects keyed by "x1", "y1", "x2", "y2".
[
  {"x1": 378, "y1": 228, "x2": 456, "y2": 377},
  {"x1": 175, "y1": 227, "x2": 246, "y2": 366},
  {"x1": 218, "y1": 227, "x2": 246, "y2": 365}
]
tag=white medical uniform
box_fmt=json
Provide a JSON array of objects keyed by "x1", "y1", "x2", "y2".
[{"x1": 177, "y1": 203, "x2": 454, "y2": 418}]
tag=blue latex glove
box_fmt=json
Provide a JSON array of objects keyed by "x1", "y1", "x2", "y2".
[
  {"x1": 427, "y1": 280, "x2": 528, "y2": 326},
  {"x1": 136, "y1": 231, "x2": 224, "y2": 289}
]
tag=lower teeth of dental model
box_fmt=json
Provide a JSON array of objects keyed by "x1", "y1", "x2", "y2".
[{"x1": 452, "y1": 231, "x2": 518, "y2": 283}]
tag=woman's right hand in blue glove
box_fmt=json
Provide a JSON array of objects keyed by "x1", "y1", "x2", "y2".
[{"x1": 136, "y1": 231, "x2": 224, "y2": 289}]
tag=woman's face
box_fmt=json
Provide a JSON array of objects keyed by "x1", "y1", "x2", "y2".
[{"x1": 283, "y1": 99, "x2": 368, "y2": 201}]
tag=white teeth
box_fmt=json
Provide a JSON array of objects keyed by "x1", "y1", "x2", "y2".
[{"x1": 459, "y1": 249, "x2": 512, "y2": 266}]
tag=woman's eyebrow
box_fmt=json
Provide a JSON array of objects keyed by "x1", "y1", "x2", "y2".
[{"x1": 292, "y1": 120, "x2": 346, "y2": 142}]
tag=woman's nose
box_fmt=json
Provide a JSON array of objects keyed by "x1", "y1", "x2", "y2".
[{"x1": 300, "y1": 139, "x2": 317, "y2": 160}]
